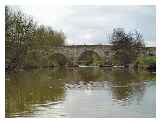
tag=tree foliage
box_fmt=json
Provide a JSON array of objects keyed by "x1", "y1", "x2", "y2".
[
  {"x1": 5, "y1": 6, "x2": 65, "y2": 70},
  {"x1": 111, "y1": 28, "x2": 144, "y2": 67}
]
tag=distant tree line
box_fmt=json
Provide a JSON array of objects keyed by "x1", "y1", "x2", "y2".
[{"x1": 5, "y1": 6, "x2": 65, "y2": 71}]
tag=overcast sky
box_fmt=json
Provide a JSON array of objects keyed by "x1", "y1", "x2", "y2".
[{"x1": 16, "y1": 5, "x2": 155, "y2": 46}]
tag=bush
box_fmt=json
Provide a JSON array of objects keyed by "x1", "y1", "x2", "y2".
[
  {"x1": 143, "y1": 56, "x2": 156, "y2": 65},
  {"x1": 135, "y1": 56, "x2": 156, "y2": 71}
]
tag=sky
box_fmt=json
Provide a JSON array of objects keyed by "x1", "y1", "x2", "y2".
[{"x1": 15, "y1": 5, "x2": 155, "y2": 46}]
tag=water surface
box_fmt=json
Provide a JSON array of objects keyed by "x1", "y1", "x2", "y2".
[{"x1": 6, "y1": 67, "x2": 156, "y2": 117}]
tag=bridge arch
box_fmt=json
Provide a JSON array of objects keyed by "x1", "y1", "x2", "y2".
[
  {"x1": 77, "y1": 50, "x2": 105, "y2": 65},
  {"x1": 48, "y1": 53, "x2": 70, "y2": 66},
  {"x1": 49, "y1": 45, "x2": 113, "y2": 66}
]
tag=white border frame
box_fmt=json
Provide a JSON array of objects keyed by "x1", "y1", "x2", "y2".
[{"x1": 0, "y1": 0, "x2": 159, "y2": 122}]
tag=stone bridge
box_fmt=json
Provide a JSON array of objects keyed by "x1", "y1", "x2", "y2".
[
  {"x1": 31, "y1": 45, "x2": 155, "y2": 66},
  {"x1": 48, "y1": 45, "x2": 113, "y2": 66}
]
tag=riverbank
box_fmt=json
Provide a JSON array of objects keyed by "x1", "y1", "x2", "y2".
[{"x1": 5, "y1": 63, "x2": 156, "y2": 74}]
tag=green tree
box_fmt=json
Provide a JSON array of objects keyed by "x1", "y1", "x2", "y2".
[
  {"x1": 30, "y1": 25, "x2": 65, "y2": 50},
  {"x1": 5, "y1": 6, "x2": 35, "y2": 70},
  {"x1": 5, "y1": 6, "x2": 66, "y2": 71},
  {"x1": 111, "y1": 28, "x2": 144, "y2": 67}
]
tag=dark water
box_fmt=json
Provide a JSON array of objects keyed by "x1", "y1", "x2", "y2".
[{"x1": 5, "y1": 67, "x2": 156, "y2": 118}]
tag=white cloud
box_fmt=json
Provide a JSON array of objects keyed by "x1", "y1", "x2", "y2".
[
  {"x1": 83, "y1": 33, "x2": 93, "y2": 40},
  {"x1": 12, "y1": 5, "x2": 156, "y2": 46}
]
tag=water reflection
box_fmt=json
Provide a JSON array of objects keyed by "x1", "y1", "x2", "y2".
[
  {"x1": 6, "y1": 67, "x2": 156, "y2": 117},
  {"x1": 6, "y1": 69, "x2": 65, "y2": 117}
]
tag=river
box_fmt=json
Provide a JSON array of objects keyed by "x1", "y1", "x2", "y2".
[{"x1": 5, "y1": 67, "x2": 156, "y2": 117}]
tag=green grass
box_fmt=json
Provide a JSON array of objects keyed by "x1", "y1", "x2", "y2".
[
  {"x1": 136, "y1": 56, "x2": 156, "y2": 69},
  {"x1": 142, "y1": 56, "x2": 156, "y2": 65}
]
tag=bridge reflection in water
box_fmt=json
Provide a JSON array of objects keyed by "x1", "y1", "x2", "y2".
[{"x1": 6, "y1": 67, "x2": 156, "y2": 117}]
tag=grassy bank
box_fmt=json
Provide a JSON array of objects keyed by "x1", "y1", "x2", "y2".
[{"x1": 135, "y1": 56, "x2": 156, "y2": 71}]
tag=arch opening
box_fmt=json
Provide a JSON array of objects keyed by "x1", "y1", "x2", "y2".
[
  {"x1": 48, "y1": 53, "x2": 69, "y2": 67},
  {"x1": 78, "y1": 50, "x2": 104, "y2": 66}
]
